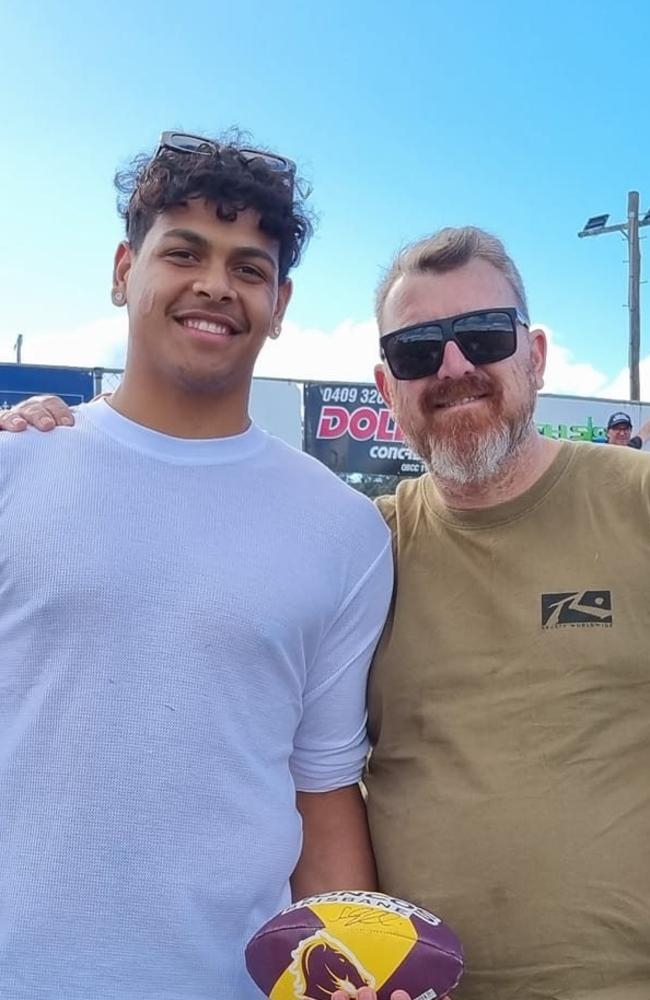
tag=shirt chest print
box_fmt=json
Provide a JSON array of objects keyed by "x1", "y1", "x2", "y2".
[{"x1": 541, "y1": 590, "x2": 613, "y2": 628}]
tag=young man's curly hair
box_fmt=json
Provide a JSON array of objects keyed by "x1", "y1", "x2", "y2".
[{"x1": 114, "y1": 133, "x2": 313, "y2": 284}]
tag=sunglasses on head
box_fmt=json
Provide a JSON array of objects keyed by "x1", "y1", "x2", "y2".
[
  {"x1": 380, "y1": 307, "x2": 529, "y2": 381},
  {"x1": 154, "y1": 131, "x2": 297, "y2": 195}
]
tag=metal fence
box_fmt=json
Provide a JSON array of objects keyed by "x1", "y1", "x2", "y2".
[{"x1": 96, "y1": 368, "x2": 124, "y2": 395}]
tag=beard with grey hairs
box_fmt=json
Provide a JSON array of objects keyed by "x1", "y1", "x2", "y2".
[{"x1": 393, "y1": 363, "x2": 539, "y2": 487}]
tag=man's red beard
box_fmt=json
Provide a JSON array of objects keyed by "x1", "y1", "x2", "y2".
[
  {"x1": 399, "y1": 371, "x2": 502, "y2": 457},
  {"x1": 393, "y1": 366, "x2": 537, "y2": 484}
]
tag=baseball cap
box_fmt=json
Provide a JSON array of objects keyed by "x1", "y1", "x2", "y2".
[{"x1": 607, "y1": 411, "x2": 633, "y2": 430}]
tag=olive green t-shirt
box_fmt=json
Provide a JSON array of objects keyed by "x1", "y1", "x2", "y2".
[{"x1": 367, "y1": 442, "x2": 650, "y2": 1000}]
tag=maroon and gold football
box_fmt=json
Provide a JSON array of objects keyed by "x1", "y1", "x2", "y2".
[{"x1": 245, "y1": 890, "x2": 463, "y2": 999}]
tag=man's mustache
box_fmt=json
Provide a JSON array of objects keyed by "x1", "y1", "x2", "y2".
[{"x1": 418, "y1": 373, "x2": 498, "y2": 414}]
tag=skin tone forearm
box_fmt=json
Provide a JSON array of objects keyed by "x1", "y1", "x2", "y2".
[
  {"x1": 292, "y1": 790, "x2": 449, "y2": 1000},
  {"x1": 291, "y1": 785, "x2": 378, "y2": 900}
]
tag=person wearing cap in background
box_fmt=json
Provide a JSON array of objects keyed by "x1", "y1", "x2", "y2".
[{"x1": 606, "y1": 410, "x2": 650, "y2": 449}]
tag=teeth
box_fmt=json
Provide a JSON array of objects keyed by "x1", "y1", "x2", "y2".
[
  {"x1": 181, "y1": 319, "x2": 231, "y2": 335},
  {"x1": 439, "y1": 396, "x2": 482, "y2": 408}
]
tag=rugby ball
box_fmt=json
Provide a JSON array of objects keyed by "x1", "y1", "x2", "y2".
[{"x1": 245, "y1": 890, "x2": 463, "y2": 999}]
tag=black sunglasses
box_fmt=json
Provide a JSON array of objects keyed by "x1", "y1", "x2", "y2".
[
  {"x1": 154, "y1": 131, "x2": 296, "y2": 194},
  {"x1": 380, "y1": 307, "x2": 529, "y2": 381}
]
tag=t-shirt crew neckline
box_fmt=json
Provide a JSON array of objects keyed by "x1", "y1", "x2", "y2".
[
  {"x1": 81, "y1": 398, "x2": 268, "y2": 465},
  {"x1": 422, "y1": 441, "x2": 576, "y2": 529}
]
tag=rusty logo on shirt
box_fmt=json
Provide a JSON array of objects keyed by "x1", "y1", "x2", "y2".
[{"x1": 541, "y1": 590, "x2": 612, "y2": 628}]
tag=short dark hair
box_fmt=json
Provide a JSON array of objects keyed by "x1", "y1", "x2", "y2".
[{"x1": 114, "y1": 132, "x2": 313, "y2": 283}]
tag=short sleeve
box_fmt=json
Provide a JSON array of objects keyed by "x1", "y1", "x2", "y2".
[
  {"x1": 629, "y1": 436, "x2": 643, "y2": 450},
  {"x1": 289, "y1": 537, "x2": 393, "y2": 792}
]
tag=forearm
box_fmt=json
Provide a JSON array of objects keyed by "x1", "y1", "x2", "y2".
[{"x1": 291, "y1": 784, "x2": 378, "y2": 900}]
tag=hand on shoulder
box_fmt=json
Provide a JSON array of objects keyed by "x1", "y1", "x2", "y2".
[{"x1": 0, "y1": 394, "x2": 109, "y2": 432}]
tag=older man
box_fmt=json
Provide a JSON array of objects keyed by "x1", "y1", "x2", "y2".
[{"x1": 366, "y1": 228, "x2": 650, "y2": 999}]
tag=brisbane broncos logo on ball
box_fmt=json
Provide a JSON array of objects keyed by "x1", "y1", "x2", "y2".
[{"x1": 289, "y1": 930, "x2": 376, "y2": 999}]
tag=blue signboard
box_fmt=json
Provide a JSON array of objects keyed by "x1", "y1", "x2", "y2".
[{"x1": 0, "y1": 364, "x2": 95, "y2": 410}]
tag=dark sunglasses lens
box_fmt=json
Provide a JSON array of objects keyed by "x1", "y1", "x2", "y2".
[
  {"x1": 386, "y1": 329, "x2": 444, "y2": 380},
  {"x1": 241, "y1": 150, "x2": 287, "y2": 173},
  {"x1": 240, "y1": 151, "x2": 295, "y2": 193},
  {"x1": 454, "y1": 312, "x2": 516, "y2": 365},
  {"x1": 167, "y1": 133, "x2": 213, "y2": 154}
]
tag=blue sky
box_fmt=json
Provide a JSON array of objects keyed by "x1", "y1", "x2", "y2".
[{"x1": 2, "y1": 0, "x2": 650, "y2": 397}]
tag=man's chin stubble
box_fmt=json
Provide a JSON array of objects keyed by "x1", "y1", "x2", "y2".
[
  {"x1": 426, "y1": 433, "x2": 514, "y2": 486},
  {"x1": 404, "y1": 410, "x2": 538, "y2": 487},
  {"x1": 402, "y1": 366, "x2": 540, "y2": 486}
]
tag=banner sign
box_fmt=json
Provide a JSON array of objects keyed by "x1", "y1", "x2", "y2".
[
  {"x1": 535, "y1": 393, "x2": 650, "y2": 444},
  {"x1": 0, "y1": 364, "x2": 95, "y2": 410},
  {"x1": 303, "y1": 382, "x2": 650, "y2": 477},
  {"x1": 303, "y1": 382, "x2": 426, "y2": 476}
]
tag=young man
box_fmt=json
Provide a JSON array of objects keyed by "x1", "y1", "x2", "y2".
[
  {"x1": 367, "y1": 228, "x2": 650, "y2": 999},
  {"x1": 0, "y1": 133, "x2": 393, "y2": 999}
]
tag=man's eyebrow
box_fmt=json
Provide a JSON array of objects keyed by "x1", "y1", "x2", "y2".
[
  {"x1": 161, "y1": 228, "x2": 211, "y2": 250},
  {"x1": 160, "y1": 231, "x2": 278, "y2": 271},
  {"x1": 233, "y1": 246, "x2": 278, "y2": 271}
]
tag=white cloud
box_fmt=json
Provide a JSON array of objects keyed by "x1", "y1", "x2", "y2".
[
  {"x1": 598, "y1": 356, "x2": 650, "y2": 401},
  {"x1": 255, "y1": 317, "x2": 380, "y2": 382},
  {"x1": 538, "y1": 325, "x2": 609, "y2": 397},
  {"x1": 2, "y1": 313, "x2": 647, "y2": 403},
  {"x1": 539, "y1": 324, "x2": 647, "y2": 401},
  {"x1": 1, "y1": 315, "x2": 127, "y2": 370}
]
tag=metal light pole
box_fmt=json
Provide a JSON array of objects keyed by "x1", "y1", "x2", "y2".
[
  {"x1": 13, "y1": 334, "x2": 23, "y2": 365},
  {"x1": 628, "y1": 193, "x2": 641, "y2": 400},
  {"x1": 578, "y1": 192, "x2": 650, "y2": 401}
]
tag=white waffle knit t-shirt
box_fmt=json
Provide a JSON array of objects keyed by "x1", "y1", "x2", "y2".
[{"x1": 0, "y1": 399, "x2": 393, "y2": 999}]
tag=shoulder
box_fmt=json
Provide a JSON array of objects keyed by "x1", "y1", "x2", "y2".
[
  {"x1": 567, "y1": 439, "x2": 650, "y2": 500},
  {"x1": 375, "y1": 475, "x2": 427, "y2": 534},
  {"x1": 0, "y1": 421, "x2": 75, "y2": 460},
  {"x1": 0, "y1": 405, "x2": 94, "y2": 478},
  {"x1": 0, "y1": 424, "x2": 41, "y2": 472},
  {"x1": 261, "y1": 433, "x2": 391, "y2": 550},
  {"x1": 569, "y1": 438, "x2": 648, "y2": 472},
  {"x1": 0, "y1": 403, "x2": 91, "y2": 443}
]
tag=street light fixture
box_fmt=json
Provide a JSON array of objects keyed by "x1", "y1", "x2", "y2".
[
  {"x1": 578, "y1": 191, "x2": 650, "y2": 400},
  {"x1": 581, "y1": 214, "x2": 610, "y2": 233}
]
